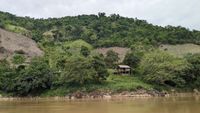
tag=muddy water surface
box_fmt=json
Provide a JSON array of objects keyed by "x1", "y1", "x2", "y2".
[{"x1": 0, "y1": 96, "x2": 200, "y2": 113}]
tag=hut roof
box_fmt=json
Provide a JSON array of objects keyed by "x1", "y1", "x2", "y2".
[{"x1": 118, "y1": 65, "x2": 131, "y2": 69}]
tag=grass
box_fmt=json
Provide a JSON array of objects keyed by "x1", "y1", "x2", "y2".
[
  {"x1": 103, "y1": 75, "x2": 153, "y2": 91},
  {"x1": 160, "y1": 44, "x2": 200, "y2": 57},
  {"x1": 4, "y1": 24, "x2": 31, "y2": 37},
  {"x1": 42, "y1": 74, "x2": 153, "y2": 97}
]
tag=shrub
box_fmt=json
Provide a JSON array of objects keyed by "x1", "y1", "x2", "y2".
[
  {"x1": 14, "y1": 50, "x2": 25, "y2": 54},
  {"x1": 60, "y1": 56, "x2": 108, "y2": 85},
  {"x1": 80, "y1": 46, "x2": 90, "y2": 57},
  {"x1": 139, "y1": 50, "x2": 188, "y2": 87},
  {"x1": 0, "y1": 47, "x2": 6, "y2": 53},
  {"x1": 14, "y1": 58, "x2": 53, "y2": 96},
  {"x1": 0, "y1": 60, "x2": 16, "y2": 92},
  {"x1": 184, "y1": 54, "x2": 200, "y2": 87},
  {"x1": 60, "y1": 57, "x2": 97, "y2": 85},
  {"x1": 12, "y1": 54, "x2": 25, "y2": 64}
]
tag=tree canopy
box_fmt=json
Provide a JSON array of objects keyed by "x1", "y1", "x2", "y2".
[
  {"x1": 0, "y1": 11, "x2": 200, "y2": 47},
  {"x1": 139, "y1": 50, "x2": 188, "y2": 87}
]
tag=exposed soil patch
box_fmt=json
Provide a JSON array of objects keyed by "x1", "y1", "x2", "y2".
[{"x1": 0, "y1": 28, "x2": 44, "y2": 60}]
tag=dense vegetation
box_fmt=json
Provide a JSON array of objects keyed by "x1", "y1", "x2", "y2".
[
  {"x1": 1, "y1": 11, "x2": 200, "y2": 47},
  {"x1": 124, "y1": 44, "x2": 200, "y2": 89},
  {"x1": 0, "y1": 40, "x2": 110, "y2": 96},
  {"x1": 1, "y1": 11, "x2": 200, "y2": 97}
]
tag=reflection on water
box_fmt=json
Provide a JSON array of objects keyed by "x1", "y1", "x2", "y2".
[{"x1": 0, "y1": 96, "x2": 200, "y2": 113}]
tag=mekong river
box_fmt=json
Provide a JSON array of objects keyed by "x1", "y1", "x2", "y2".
[{"x1": 0, "y1": 96, "x2": 200, "y2": 113}]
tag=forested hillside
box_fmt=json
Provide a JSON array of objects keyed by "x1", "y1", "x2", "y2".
[
  {"x1": 1, "y1": 11, "x2": 200, "y2": 97},
  {"x1": 1, "y1": 11, "x2": 200, "y2": 47}
]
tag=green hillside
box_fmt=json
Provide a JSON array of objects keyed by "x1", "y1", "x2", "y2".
[
  {"x1": 1, "y1": 11, "x2": 200, "y2": 47},
  {"x1": 1, "y1": 11, "x2": 200, "y2": 97}
]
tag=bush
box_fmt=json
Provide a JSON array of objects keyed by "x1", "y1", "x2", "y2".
[
  {"x1": 0, "y1": 20, "x2": 5, "y2": 28},
  {"x1": 14, "y1": 50, "x2": 25, "y2": 54},
  {"x1": 139, "y1": 50, "x2": 188, "y2": 87},
  {"x1": 0, "y1": 60, "x2": 16, "y2": 92},
  {"x1": 14, "y1": 58, "x2": 54, "y2": 96},
  {"x1": 184, "y1": 54, "x2": 200, "y2": 87},
  {"x1": 80, "y1": 46, "x2": 90, "y2": 57},
  {"x1": 60, "y1": 57, "x2": 97, "y2": 85},
  {"x1": 123, "y1": 52, "x2": 140, "y2": 69},
  {"x1": 12, "y1": 54, "x2": 25, "y2": 64},
  {"x1": 60, "y1": 56, "x2": 108, "y2": 85},
  {"x1": 0, "y1": 47, "x2": 6, "y2": 53},
  {"x1": 0, "y1": 58, "x2": 54, "y2": 96}
]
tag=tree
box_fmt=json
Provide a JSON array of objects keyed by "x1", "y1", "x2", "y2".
[
  {"x1": 14, "y1": 58, "x2": 53, "y2": 96},
  {"x1": 110, "y1": 14, "x2": 120, "y2": 21},
  {"x1": 139, "y1": 50, "x2": 188, "y2": 87},
  {"x1": 105, "y1": 50, "x2": 119, "y2": 68},
  {"x1": 123, "y1": 52, "x2": 140, "y2": 69},
  {"x1": 0, "y1": 60, "x2": 16, "y2": 92},
  {"x1": 92, "y1": 55, "x2": 109, "y2": 82},
  {"x1": 123, "y1": 43, "x2": 154, "y2": 71},
  {"x1": 31, "y1": 30, "x2": 43, "y2": 42},
  {"x1": 184, "y1": 54, "x2": 200, "y2": 87},
  {"x1": 98, "y1": 12, "x2": 106, "y2": 18},
  {"x1": 80, "y1": 46, "x2": 90, "y2": 57},
  {"x1": 0, "y1": 20, "x2": 5, "y2": 28},
  {"x1": 60, "y1": 56, "x2": 109, "y2": 85},
  {"x1": 51, "y1": 29, "x2": 64, "y2": 42},
  {"x1": 60, "y1": 57, "x2": 96, "y2": 85},
  {"x1": 1, "y1": 11, "x2": 200, "y2": 47}
]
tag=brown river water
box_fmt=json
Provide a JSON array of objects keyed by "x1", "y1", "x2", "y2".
[{"x1": 0, "y1": 96, "x2": 200, "y2": 113}]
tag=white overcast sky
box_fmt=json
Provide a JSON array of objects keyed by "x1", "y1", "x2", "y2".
[{"x1": 0, "y1": 0, "x2": 199, "y2": 30}]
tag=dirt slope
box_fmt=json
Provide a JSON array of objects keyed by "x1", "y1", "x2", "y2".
[
  {"x1": 0, "y1": 28, "x2": 43, "y2": 60},
  {"x1": 160, "y1": 44, "x2": 200, "y2": 57}
]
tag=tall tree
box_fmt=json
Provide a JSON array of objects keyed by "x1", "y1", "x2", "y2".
[{"x1": 105, "y1": 50, "x2": 119, "y2": 68}]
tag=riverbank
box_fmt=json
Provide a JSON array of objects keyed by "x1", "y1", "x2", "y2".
[
  {"x1": 64, "y1": 89, "x2": 168, "y2": 100},
  {"x1": 0, "y1": 89, "x2": 158, "y2": 100},
  {"x1": 0, "y1": 76, "x2": 199, "y2": 100},
  {"x1": 1, "y1": 89, "x2": 200, "y2": 101},
  {"x1": 61, "y1": 89, "x2": 200, "y2": 100}
]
